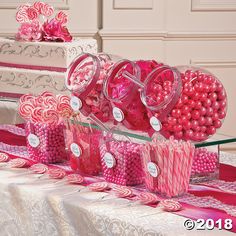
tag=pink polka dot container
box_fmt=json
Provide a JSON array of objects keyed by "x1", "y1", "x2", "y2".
[
  {"x1": 25, "y1": 121, "x2": 67, "y2": 164},
  {"x1": 99, "y1": 133, "x2": 144, "y2": 186},
  {"x1": 141, "y1": 66, "x2": 227, "y2": 142}
]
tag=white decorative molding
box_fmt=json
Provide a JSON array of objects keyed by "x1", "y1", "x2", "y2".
[
  {"x1": 113, "y1": 0, "x2": 153, "y2": 10},
  {"x1": 192, "y1": 0, "x2": 236, "y2": 11},
  {"x1": 190, "y1": 60, "x2": 236, "y2": 68},
  {"x1": 0, "y1": 0, "x2": 69, "y2": 9},
  {"x1": 100, "y1": 30, "x2": 236, "y2": 40}
]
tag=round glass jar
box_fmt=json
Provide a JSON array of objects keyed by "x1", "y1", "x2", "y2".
[
  {"x1": 103, "y1": 59, "x2": 160, "y2": 131},
  {"x1": 66, "y1": 53, "x2": 113, "y2": 122},
  {"x1": 141, "y1": 65, "x2": 227, "y2": 142}
]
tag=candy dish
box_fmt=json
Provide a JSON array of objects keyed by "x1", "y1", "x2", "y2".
[
  {"x1": 100, "y1": 132, "x2": 144, "y2": 186},
  {"x1": 66, "y1": 53, "x2": 113, "y2": 122},
  {"x1": 19, "y1": 92, "x2": 72, "y2": 164},
  {"x1": 103, "y1": 59, "x2": 160, "y2": 132},
  {"x1": 142, "y1": 66, "x2": 227, "y2": 142},
  {"x1": 66, "y1": 119, "x2": 102, "y2": 176},
  {"x1": 142, "y1": 137, "x2": 195, "y2": 197},
  {"x1": 191, "y1": 146, "x2": 219, "y2": 183}
]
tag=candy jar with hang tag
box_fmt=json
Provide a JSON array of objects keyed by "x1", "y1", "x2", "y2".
[
  {"x1": 66, "y1": 115, "x2": 102, "y2": 176},
  {"x1": 66, "y1": 53, "x2": 113, "y2": 122},
  {"x1": 141, "y1": 65, "x2": 227, "y2": 142},
  {"x1": 18, "y1": 92, "x2": 70, "y2": 164},
  {"x1": 99, "y1": 130, "x2": 144, "y2": 186},
  {"x1": 103, "y1": 59, "x2": 160, "y2": 132}
]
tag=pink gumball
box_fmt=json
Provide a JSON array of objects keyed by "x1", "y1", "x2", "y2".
[{"x1": 213, "y1": 120, "x2": 222, "y2": 128}]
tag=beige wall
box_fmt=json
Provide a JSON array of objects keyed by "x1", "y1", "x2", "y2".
[{"x1": 0, "y1": 0, "x2": 236, "y2": 141}]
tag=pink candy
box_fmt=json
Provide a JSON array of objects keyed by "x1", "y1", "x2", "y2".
[
  {"x1": 191, "y1": 148, "x2": 218, "y2": 175},
  {"x1": 67, "y1": 54, "x2": 113, "y2": 122},
  {"x1": 19, "y1": 92, "x2": 73, "y2": 125},
  {"x1": 100, "y1": 140, "x2": 144, "y2": 186},
  {"x1": 146, "y1": 67, "x2": 227, "y2": 142},
  {"x1": 142, "y1": 138, "x2": 195, "y2": 197},
  {"x1": 68, "y1": 125, "x2": 102, "y2": 175},
  {"x1": 88, "y1": 182, "x2": 109, "y2": 192},
  {"x1": 104, "y1": 60, "x2": 161, "y2": 131},
  {"x1": 25, "y1": 122, "x2": 67, "y2": 164}
]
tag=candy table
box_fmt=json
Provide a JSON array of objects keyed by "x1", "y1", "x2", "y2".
[{"x1": 0, "y1": 125, "x2": 235, "y2": 236}]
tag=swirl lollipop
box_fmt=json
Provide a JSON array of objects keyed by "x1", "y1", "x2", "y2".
[
  {"x1": 48, "y1": 168, "x2": 66, "y2": 179},
  {"x1": 137, "y1": 192, "x2": 160, "y2": 205},
  {"x1": 0, "y1": 153, "x2": 9, "y2": 163},
  {"x1": 159, "y1": 199, "x2": 182, "y2": 212},
  {"x1": 65, "y1": 174, "x2": 84, "y2": 184},
  {"x1": 16, "y1": 4, "x2": 30, "y2": 23},
  {"x1": 88, "y1": 182, "x2": 110, "y2": 192},
  {"x1": 8, "y1": 158, "x2": 29, "y2": 168}
]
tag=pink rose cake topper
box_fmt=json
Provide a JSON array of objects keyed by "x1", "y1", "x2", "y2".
[{"x1": 16, "y1": 1, "x2": 72, "y2": 42}]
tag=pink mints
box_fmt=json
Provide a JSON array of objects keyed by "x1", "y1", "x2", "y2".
[{"x1": 100, "y1": 140, "x2": 144, "y2": 186}]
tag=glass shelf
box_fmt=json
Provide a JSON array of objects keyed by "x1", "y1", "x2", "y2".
[{"x1": 73, "y1": 120, "x2": 236, "y2": 147}]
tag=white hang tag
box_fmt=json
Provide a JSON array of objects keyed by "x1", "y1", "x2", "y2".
[
  {"x1": 150, "y1": 116, "x2": 162, "y2": 131},
  {"x1": 70, "y1": 143, "x2": 82, "y2": 157},
  {"x1": 27, "y1": 134, "x2": 40, "y2": 148},
  {"x1": 113, "y1": 107, "x2": 124, "y2": 122},
  {"x1": 104, "y1": 152, "x2": 116, "y2": 168},
  {"x1": 147, "y1": 162, "x2": 160, "y2": 178},
  {"x1": 70, "y1": 96, "x2": 82, "y2": 112}
]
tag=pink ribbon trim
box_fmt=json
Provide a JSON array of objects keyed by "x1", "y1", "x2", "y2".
[{"x1": 0, "y1": 61, "x2": 67, "y2": 72}]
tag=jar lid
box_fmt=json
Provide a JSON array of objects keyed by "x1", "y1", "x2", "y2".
[
  {"x1": 141, "y1": 66, "x2": 182, "y2": 119},
  {"x1": 66, "y1": 53, "x2": 100, "y2": 96},
  {"x1": 103, "y1": 60, "x2": 141, "y2": 103}
]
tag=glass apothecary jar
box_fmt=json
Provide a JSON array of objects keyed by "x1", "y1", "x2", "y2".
[{"x1": 141, "y1": 66, "x2": 227, "y2": 142}]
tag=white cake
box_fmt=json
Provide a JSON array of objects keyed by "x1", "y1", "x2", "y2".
[
  {"x1": 0, "y1": 37, "x2": 97, "y2": 97},
  {"x1": 0, "y1": 37, "x2": 97, "y2": 124},
  {"x1": 0, "y1": 37, "x2": 97, "y2": 71},
  {"x1": 0, "y1": 66, "x2": 69, "y2": 96}
]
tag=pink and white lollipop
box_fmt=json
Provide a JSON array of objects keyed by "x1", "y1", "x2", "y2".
[
  {"x1": 29, "y1": 163, "x2": 48, "y2": 174},
  {"x1": 19, "y1": 102, "x2": 35, "y2": 120},
  {"x1": 16, "y1": 4, "x2": 30, "y2": 23},
  {"x1": 48, "y1": 169, "x2": 66, "y2": 179},
  {"x1": 8, "y1": 158, "x2": 29, "y2": 168},
  {"x1": 159, "y1": 199, "x2": 182, "y2": 212},
  {"x1": 137, "y1": 192, "x2": 160, "y2": 205},
  {"x1": 0, "y1": 153, "x2": 9, "y2": 162},
  {"x1": 26, "y1": 6, "x2": 39, "y2": 20},
  {"x1": 42, "y1": 109, "x2": 59, "y2": 125},
  {"x1": 88, "y1": 182, "x2": 110, "y2": 192},
  {"x1": 56, "y1": 11, "x2": 68, "y2": 24},
  {"x1": 113, "y1": 186, "x2": 134, "y2": 198},
  {"x1": 65, "y1": 174, "x2": 84, "y2": 184},
  {"x1": 39, "y1": 2, "x2": 54, "y2": 17}
]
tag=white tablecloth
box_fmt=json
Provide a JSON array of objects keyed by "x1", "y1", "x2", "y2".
[{"x1": 0, "y1": 164, "x2": 235, "y2": 236}]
